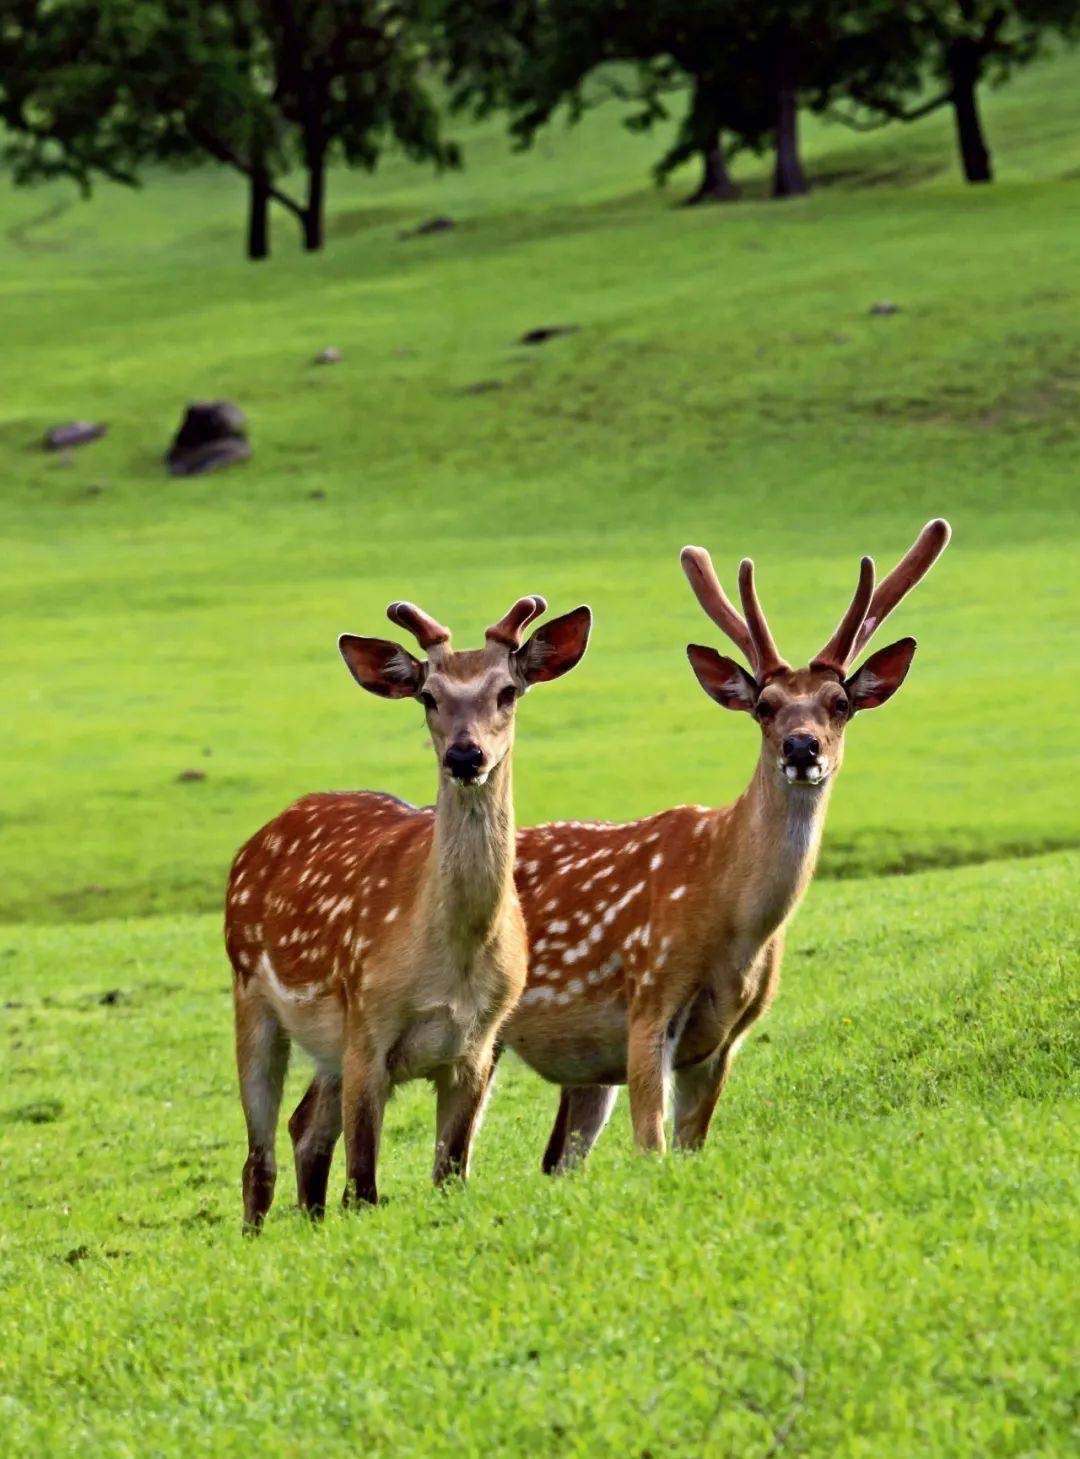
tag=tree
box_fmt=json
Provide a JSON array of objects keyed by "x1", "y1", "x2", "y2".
[
  {"x1": 833, "y1": 1, "x2": 1080, "y2": 184},
  {"x1": 439, "y1": 1, "x2": 898, "y2": 203},
  {"x1": 0, "y1": 0, "x2": 458, "y2": 259},
  {"x1": 439, "y1": 0, "x2": 771, "y2": 203}
]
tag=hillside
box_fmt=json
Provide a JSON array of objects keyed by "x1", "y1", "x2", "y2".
[
  {"x1": 0, "y1": 53, "x2": 1078, "y2": 1458},
  {"x1": 2, "y1": 51, "x2": 1078, "y2": 923}
]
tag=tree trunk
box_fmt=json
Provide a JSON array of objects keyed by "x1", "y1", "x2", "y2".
[
  {"x1": 684, "y1": 132, "x2": 740, "y2": 205},
  {"x1": 947, "y1": 41, "x2": 992, "y2": 183},
  {"x1": 247, "y1": 167, "x2": 271, "y2": 260},
  {"x1": 301, "y1": 147, "x2": 326, "y2": 252},
  {"x1": 772, "y1": 38, "x2": 810, "y2": 198}
]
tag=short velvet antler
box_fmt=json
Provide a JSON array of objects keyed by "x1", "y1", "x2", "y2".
[
  {"x1": 386, "y1": 601, "x2": 452, "y2": 653},
  {"x1": 486, "y1": 596, "x2": 548, "y2": 650}
]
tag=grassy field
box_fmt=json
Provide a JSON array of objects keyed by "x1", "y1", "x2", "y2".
[
  {"x1": 1, "y1": 46, "x2": 1078, "y2": 1458},
  {"x1": 1, "y1": 856, "x2": 1075, "y2": 1455}
]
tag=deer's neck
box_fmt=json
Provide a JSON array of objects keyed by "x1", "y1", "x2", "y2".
[
  {"x1": 721, "y1": 755, "x2": 833, "y2": 935},
  {"x1": 427, "y1": 756, "x2": 516, "y2": 948}
]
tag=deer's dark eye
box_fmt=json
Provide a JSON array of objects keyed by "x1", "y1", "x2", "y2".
[
  {"x1": 829, "y1": 696, "x2": 849, "y2": 719},
  {"x1": 497, "y1": 685, "x2": 518, "y2": 710},
  {"x1": 419, "y1": 691, "x2": 437, "y2": 712},
  {"x1": 755, "y1": 699, "x2": 775, "y2": 721}
]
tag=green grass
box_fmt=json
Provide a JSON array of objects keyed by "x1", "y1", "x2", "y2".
[
  {"x1": 1, "y1": 45, "x2": 1078, "y2": 1458},
  {"x1": 2, "y1": 51, "x2": 1079, "y2": 922},
  {"x1": 1, "y1": 854, "x2": 1076, "y2": 1456}
]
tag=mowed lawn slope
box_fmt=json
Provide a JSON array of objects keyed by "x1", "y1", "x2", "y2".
[
  {"x1": 0, "y1": 854, "x2": 1076, "y2": 1458},
  {"x1": 0, "y1": 47, "x2": 1078, "y2": 1459}
]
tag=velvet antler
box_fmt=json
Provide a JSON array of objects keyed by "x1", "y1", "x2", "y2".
[
  {"x1": 737, "y1": 559, "x2": 788, "y2": 681},
  {"x1": 851, "y1": 519, "x2": 951, "y2": 658},
  {"x1": 811, "y1": 556, "x2": 876, "y2": 675},
  {"x1": 386, "y1": 601, "x2": 452, "y2": 654},
  {"x1": 485, "y1": 596, "x2": 548, "y2": 649},
  {"x1": 680, "y1": 547, "x2": 756, "y2": 666}
]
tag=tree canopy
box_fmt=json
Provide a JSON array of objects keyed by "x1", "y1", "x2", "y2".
[
  {"x1": 441, "y1": 0, "x2": 1080, "y2": 198},
  {"x1": 834, "y1": 1, "x2": 1080, "y2": 182},
  {"x1": 2, "y1": 0, "x2": 1077, "y2": 258},
  {"x1": 0, "y1": 0, "x2": 457, "y2": 258}
]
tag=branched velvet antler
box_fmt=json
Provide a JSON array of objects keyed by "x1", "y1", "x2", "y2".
[{"x1": 681, "y1": 547, "x2": 788, "y2": 679}]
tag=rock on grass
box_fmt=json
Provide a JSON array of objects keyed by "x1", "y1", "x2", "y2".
[
  {"x1": 165, "y1": 401, "x2": 250, "y2": 478},
  {"x1": 44, "y1": 422, "x2": 107, "y2": 450}
]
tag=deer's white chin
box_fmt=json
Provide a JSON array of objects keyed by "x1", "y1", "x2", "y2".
[
  {"x1": 449, "y1": 771, "x2": 490, "y2": 790},
  {"x1": 780, "y1": 759, "x2": 830, "y2": 788}
]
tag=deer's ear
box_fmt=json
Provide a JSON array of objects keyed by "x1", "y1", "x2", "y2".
[
  {"x1": 339, "y1": 635, "x2": 423, "y2": 699},
  {"x1": 687, "y1": 645, "x2": 757, "y2": 712},
  {"x1": 515, "y1": 606, "x2": 592, "y2": 685},
  {"x1": 845, "y1": 637, "x2": 917, "y2": 712}
]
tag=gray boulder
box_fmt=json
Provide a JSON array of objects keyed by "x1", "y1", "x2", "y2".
[
  {"x1": 44, "y1": 422, "x2": 106, "y2": 450},
  {"x1": 166, "y1": 401, "x2": 250, "y2": 477}
]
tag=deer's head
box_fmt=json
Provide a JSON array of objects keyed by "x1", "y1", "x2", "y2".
[
  {"x1": 339, "y1": 597, "x2": 592, "y2": 788},
  {"x1": 681, "y1": 521, "x2": 951, "y2": 791}
]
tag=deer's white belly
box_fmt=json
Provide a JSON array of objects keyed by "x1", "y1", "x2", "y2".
[
  {"x1": 505, "y1": 994, "x2": 629, "y2": 1086},
  {"x1": 255, "y1": 949, "x2": 515, "y2": 1082},
  {"x1": 256, "y1": 953, "x2": 345, "y2": 1071}
]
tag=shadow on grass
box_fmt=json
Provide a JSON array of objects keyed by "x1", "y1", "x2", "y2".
[{"x1": 5, "y1": 836, "x2": 1075, "y2": 928}]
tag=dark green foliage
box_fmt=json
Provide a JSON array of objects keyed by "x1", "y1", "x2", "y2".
[
  {"x1": 440, "y1": 0, "x2": 1080, "y2": 197},
  {"x1": 441, "y1": 2, "x2": 916, "y2": 200},
  {"x1": 0, "y1": 0, "x2": 457, "y2": 258},
  {"x1": 834, "y1": 1, "x2": 1080, "y2": 183}
]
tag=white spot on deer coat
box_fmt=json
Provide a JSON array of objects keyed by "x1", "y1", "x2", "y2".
[{"x1": 521, "y1": 985, "x2": 556, "y2": 1007}]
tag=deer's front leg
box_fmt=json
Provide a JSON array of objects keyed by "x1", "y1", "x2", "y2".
[
  {"x1": 432, "y1": 1055, "x2": 495, "y2": 1186},
  {"x1": 627, "y1": 1014, "x2": 668, "y2": 1153},
  {"x1": 674, "y1": 936, "x2": 783, "y2": 1150},
  {"x1": 341, "y1": 1037, "x2": 389, "y2": 1208}
]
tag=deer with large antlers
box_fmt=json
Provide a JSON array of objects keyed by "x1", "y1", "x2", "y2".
[
  {"x1": 226, "y1": 594, "x2": 591, "y2": 1226},
  {"x1": 499, "y1": 521, "x2": 951, "y2": 1168}
]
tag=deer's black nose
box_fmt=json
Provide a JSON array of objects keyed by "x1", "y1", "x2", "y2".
[
  {"x1": 782, "y1": 734, "x2": 820, "y2": 767},
  {"x1": 445, "y1": 742, "x2": 484, "y2": 781}
]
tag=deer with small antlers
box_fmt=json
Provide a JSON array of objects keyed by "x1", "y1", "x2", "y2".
[
  {"x1": 226, "y1": 594, "x2": 591, "y2": 1226},
  {"x1": 500, "y1": 520, "x2": 951, "y2": 1168}
]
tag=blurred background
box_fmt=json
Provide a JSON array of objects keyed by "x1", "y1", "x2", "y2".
[{"x1": 2, "y1": 2, "x2": 1077, "y2": 926}]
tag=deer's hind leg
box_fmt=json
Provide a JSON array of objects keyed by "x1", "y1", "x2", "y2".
[
  {"x1": 289, "y1": 1072, "x2": 343, "y2": 1218},
  {"x1": 672, "y1": 1050, "x2": 732, "y2": 1151},
  {"x1": 234, "y1": 983, "x2": 291, "y2": 1232},
  {"x1": 542, "y1": 1086, "x2": 619, "y2": 1174},
  {"x1": 433, "y1": 1055, "x2": 497, "y2": 1186},
  {"x1": 341, "y1": 1032, "x2": 389, "y2": 1208}
]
